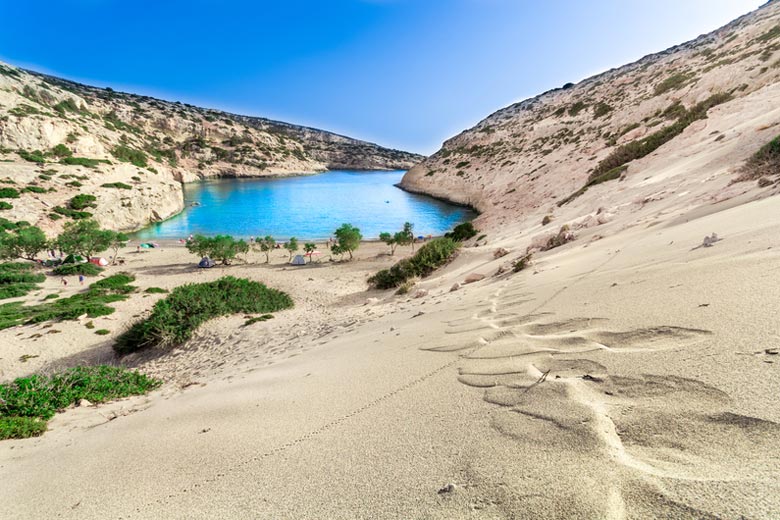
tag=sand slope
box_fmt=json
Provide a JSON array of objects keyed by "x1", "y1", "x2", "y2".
[{"x1": 1, "y1": 193, "x2": 778, "y2": 519}]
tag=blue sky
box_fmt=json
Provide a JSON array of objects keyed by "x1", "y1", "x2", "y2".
[{"x1": 0, "y1": 0, "x2": 764, "y2": 154}]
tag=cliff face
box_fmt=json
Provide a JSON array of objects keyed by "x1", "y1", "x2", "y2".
[
  {"x1": 401, "y1": 3, "x2": 780, "y2": 239},
  {"x1": 0, "y1": 64, "x2": 423, "y2": 234}
]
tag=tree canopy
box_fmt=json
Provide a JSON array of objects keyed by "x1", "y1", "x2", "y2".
[
  {"x1": 333, "y1": 223, "x2": 362, "y2": 260},
  {"x1": 186, "y1": 235, "x2": 249, "y2": 265}
]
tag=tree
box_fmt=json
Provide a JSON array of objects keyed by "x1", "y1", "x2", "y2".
[
  {"x1": 333, "y1": 223, "x2": 362, "y2": 260},
  {"x1": 284, "y1": 237, "x2": 298, "y2": 261},
  {"x1": 379, "y1": 232, "x2": 398, "y2": 256},
  {"x1": 51, "y1": 144, "x2": 72, "y2": 158},
  {"x1": 185, "y1": 234, "x2": 248, "y2": 265},
  {"x1": 303, "y1": 242, "x2": 316, "y2": 263},
  {"x1": 55, "y1": 219, "x2": 114, "y2": 259},
  {"x1": 255, "y1": 235, "x2": 276, "y2": 263},
  {"x1": 402, "y1": 222, "x2": 415, "y2": 252},
  {"x1": 109, "y1": 232, "x2": 129, "y2": 264},
  {"x1": 0, "y1": 225, "x2": 48, "y2": 260}
]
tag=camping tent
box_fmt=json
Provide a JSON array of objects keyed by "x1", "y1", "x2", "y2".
[
  {"x1": 89, "y1": 257, "x2": 108, "y2": 266},
  {"x1": 198, "y1": 256, "x2": 216, "y2": 268},
  {"x1": 291, "y1": 255, "x2": 306, "y2": 266}
]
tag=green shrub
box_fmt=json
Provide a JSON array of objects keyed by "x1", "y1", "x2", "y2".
[
  {"x1": 17, "y1": 150, "x2": 46, "y2": 163},
  {"x1": 22, "y1": 186, "x2": 47, "y2": 194},
  {"x1": 593, "y1": 102, "x2": 613, "y2": 118},
  {"x1": 115, "y1": 277, "x2": 293, "y2": 354},
  {"x1": 53, "y1": 206, "x2": 92, "y2": 220},
  {"x1": 654, "y1": 72, "x2": 696, "y2": 95},
  {"x1": 51, "y1": 144, "x2": 72, "y2": 158},
  {"x1": 44, "y1": 293, "x2": 59, "y2": 300},
  {"x1": 111, "y1": 145, "x2": 147, "y2": 168},
  {"x1": 444, "y1": 221, "x2": 478, "y2": 241},
  {"x1": 60, "y1": 157, "x2": 104, "y2": 168},
  {"x1": 144, "y1": 287, "x2": 168, "y2": 294},
  {"x1": 101, "y1": 182, "x2": 133, "y2": 190},
  {"x1": 91, "y1": 273, "x2": 135, "y2": 293},
  {"x1": 368, "y1": 238, "x2": 458, "y2": 289},
  {"x1": 52, "y1": 263, "x2": 103, "y2": 276},
  {"x1": 69, "y1": 194, "x2": 97, "y2": 210},
  {"x1": 0, "y1": 416, "x2": 47, "y2": 440},
  {"x1": 0, "y1": 188, "x2": 20, "y2": 199},
  {"x1": 0, "y1": 366, "x2": 160, "y2": 438},
  {"x1": 0, "y1": 202, "x2": 11, "y2": 210},
  {"x1": 95, "y1": 329, "x2": 110, "y2": 335}
]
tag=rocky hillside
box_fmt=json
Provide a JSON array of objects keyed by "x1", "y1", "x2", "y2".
[
  {"x1": 0, "y1": 64, "x2": 422, "y2": 234},
  {"x1": 401, "y1": 2, "x2": 780, "y2": 243}
]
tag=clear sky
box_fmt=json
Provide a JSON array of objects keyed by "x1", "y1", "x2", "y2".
[{"x1": 0, "y1": 0, "x2": 765, "y2": 154}]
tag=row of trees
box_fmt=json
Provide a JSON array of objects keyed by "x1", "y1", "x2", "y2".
[
  {"x1": 0, "y1": 219, "x2": 127, "y2": 264},
  {"x1": 185, "y1": 223, "x2": 364, "y2": 265}
]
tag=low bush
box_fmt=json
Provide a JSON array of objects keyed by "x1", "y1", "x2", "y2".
[
  {"x1": 144, "y1": 287, "x2": 168, "y2": 294},
  {"x1": 244, "y1": 314, "x2": 274, "y2": 326},
  {"x1": 60, "y1": 157, "x2": 105, "y2": 168},
  {"x1": 111, "y1": 145, "x2": 147, "y2": 168},
  {"x1": 0, "y1": 366, "x2": 160, "y2": 439},
  {"x1": 95, "y1": 329, "x2": 110, "y2": 335},
  {"x1": 0, "y1": 202, "x2": 11, "y2": 210},
  {"x1": 0, "y1": 263, "x2": 45, "y2": 300},
  {"x1": 17, "y1": 150, "x2": 46, "y2": 164},
  {"x1": 22, "y1": 186, "x2": 47, "y2": 194},
  {"x1": 444, "y1": 221, "x2": 478, "y2": 242},
  {"x1": 52, "y1": 262, "x2": 103, "y2": 276},
  {"x1": 101, "y1": 182, "x2": 133, "y2": 190},
  {"x1": 91, "y1": 273, "x2": 136, "y2": 293},
  {"x1": 114, "y1": 277, "x2": 293, "y2": 354},
  {"x1": 734, "y1": 134, "x2": 780, "y2": 183},
  {"x1": 53, "y1": 206, "x2": 92, "y2": 220},
  {"x1": 0, "y1": 188, "x2": 20, "y2": 199},
  {"x1": 368, "y1": 238, "x2": 458, "y2": 290},
  {"x1": 69, "y1": 194, "x2": 97, "y2": 210}
]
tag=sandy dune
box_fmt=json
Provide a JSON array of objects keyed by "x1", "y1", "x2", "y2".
[{"x1": 1, "y1": 192, "x2": 778, "y2": 519}]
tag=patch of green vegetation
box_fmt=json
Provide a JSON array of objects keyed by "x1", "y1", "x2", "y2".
[
  {"x1": 368, "y1": 237, "x2": 459, "y2": 290},
  {"x1": 94, "y1": 329, "x2": 110, "y2": 335},
  {"x1": 734, "y1": 134, "x2": 780, "y2": 183},
  {"x1": 0, "y1": 263, "x2": 45, "y2": 300},
  {"x1": 243, "y1": 314, "x2": 274, "y2": 326},
  {"x1": 144, "y1": 287, "x2": 168, "y2": 294},
  {"x1": 91, "y1": 273, "x2": 135, "y2": 293},
  {"x1": 100, "y1": 182, "x2": 133, "y2": 190},
  {"x1": 64, "y1": 181, "x2": 83, "y2": 188},
  {"x1": 60, "y1": 157, "x2": 107, "y2": 168},
  {"x1": 69, "y1": 194, "x2": 97, "y2": 210},
  {"x1": 17, "y1": 150, "x2": 46, "y2": 164},
  {"x1": 103, "y1": 111, "x2": 141, "y2": 134},
  {"x1": 593, "y1": 102, "x2": 613, "y2": 118},
  {"x1": 114, "y1": 277, "x2": 293, "y2": 354},
  {"x1": 43, "y1": 293, "x2": 59, "y2": 300},
  {"x1": 0, "y1": 272, "x2": 133, "y2": 329},
  {"x1": 0, "y1": 366, "x2": 160, "y2": 439},
  {"x1": 111, "y1": 145, "x2": 147, "y2": 168},
  {"x1": 455, "y1": 161, "x2": 471, "y2": 169},
  {"x1": 654, "y1": 72, "x2": 696, "y2": 95},
  {"x1": 51, "y1": 262, "x2": 103, "y2": 276},
  {"x1": 0, "y1": 188, "x2": 20, "y2": 199},
  {"x1": 9, "y1": 104, "x2": 41, "y2": 117},
  {"x1": 568, "y1": 101, "x2": 588, "y2": 116},
  {"x1": 53, "y1": 206, "x2": 92, "y2": 220},
  {"x1": 0, "y1": 202, "x2": 12, "y2": 211},
  {"x1": 22, "y1": 186, "x2": 47, "y2": 194},
  {"x1": 755, "y1": 25, "x2": 780, "y2": 44},
  {"x1": 53, "y1": 98, "x2": 81, "y2": 116},
  {"x1": 444, "y1": 221, "x2": 478, "y2": 242}
]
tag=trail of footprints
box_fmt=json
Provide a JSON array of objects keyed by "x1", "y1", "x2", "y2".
[{"x1": 429, "y1": 283, "x2": 780, "y2": 512}]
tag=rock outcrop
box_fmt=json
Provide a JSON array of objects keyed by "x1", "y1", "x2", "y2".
[
  {"x1": 0, "y1": 63, "x2": 423, "y2": 234},
  {"x1": 400, "y1": 3, "x2": 780, "y2": 239}
]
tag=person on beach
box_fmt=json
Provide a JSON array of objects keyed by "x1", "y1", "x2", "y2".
[
  {"x1": 78, "y1": 274, "x2": 84, "y2": 286},
  {"x1": 61, "y1": 277, "x2": 67, "y2": 286}
]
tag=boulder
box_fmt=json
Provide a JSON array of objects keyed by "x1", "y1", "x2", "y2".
[
  {"x1": 464, "y1": 273, "x2": 485, "y2": 284},
  {"x1": 450, "y1": 283, "x2": 461, "y2": 292},
  {"x1": 493, "y1": 248, "x2": 510, "y2": 259}
]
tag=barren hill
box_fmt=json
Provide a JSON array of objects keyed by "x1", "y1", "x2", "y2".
[
  {"x1": 401, "y1": 1, "x2": 780, "y2": 244},
  {"x1": 0, "y1": 65, "x2": 422, "y2": 233}
]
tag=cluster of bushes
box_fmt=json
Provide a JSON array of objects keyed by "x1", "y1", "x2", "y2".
[
  {"x1": 17, "y1": 150, "x2": 46, "y2": 164},
  {"x1": 101, "y1": 182, "x2": 133, "y2": 190},
  {"x1": 114, "y1": 276, "x2": 293, "y2": 354},
  {"x1": 368, "y1": 237, "x2": 458, "y2": 289},
  {"x1": 0, "y1": 273, "x2": 135, "y2": 330},
  {"x1": 0, "y1": 366, "x2": 160, "y2": 439},
  {"x1": 0, "y1": 188, "x2": 20, "y2": 199},
  {"x1": 60, "y1": 157, "x2": 106, "y2": 168},
  {"x1": 0, "y1": 262, "x2": 46, "y2": 299},
  {"x1": 186, "y1": 235, "x2": 249, "y2": 265},
  {"x1": 69, "y1": 194, "x2": 97, "y2": 210}
]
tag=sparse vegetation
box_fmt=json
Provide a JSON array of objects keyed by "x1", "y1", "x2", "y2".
[
  {"x1": 654, "y1": 72, "x2": 696, "y2": 95},
  {"x1": 512, "y1": 253, "x2": 533, "y2": 272},
  {"x1": 60, "y1": 157, "x2": 106, "y2": 168},
  {"x1": 0, "y1": 366, "x2": 160, "y2": 439},
  {"x1": 101, "y1": 182, "x2": 133, "y2": 190},
  {"x1": 0, "y1": 263, "x2": 45, "y2": 300},
  {"x1": 111, "y1": 145, "x2": 147, "y2": 168},
  {"x1": 733, "y1": 134, "x2": 780, "y2": 184},
  {"x1": 114, "y1": 277, "x2": 293, "y2": 354}
]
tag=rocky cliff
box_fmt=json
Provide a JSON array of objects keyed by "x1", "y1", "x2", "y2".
[
  {"x1": 401, "y1": 2, "x2": 780, "y2": 242},
  {"x1": 0, "y1": 64, "x2": 422, "y2": 234}
]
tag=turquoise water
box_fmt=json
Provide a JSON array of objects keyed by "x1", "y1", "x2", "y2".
[{"x1": 134, "y1": 170, "x2": 475, "y2": 240}]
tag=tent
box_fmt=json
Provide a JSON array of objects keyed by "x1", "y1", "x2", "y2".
[
  {"x1": 291, "y1": 255, "x2": 306, "y2": 266},
  {"x1": 89, "y1": 257, "x2": 108, "y2": 266},
  {"x1": 198, "y1": 256, "x2": 216, "y2": 268}
]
